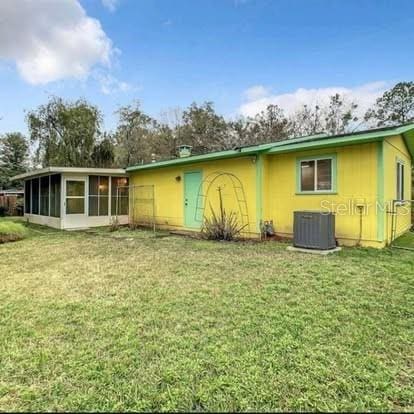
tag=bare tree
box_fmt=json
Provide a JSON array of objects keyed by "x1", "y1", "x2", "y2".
[
  {"x1": 365, "y1": 82, "x2": 414, "y2": 126},
  {"x1": 289, "y1": 104, "x2": 324, "y2": 137},
  {"x1": 288, "y1": 94, "x2": 359, "y2": 137}
]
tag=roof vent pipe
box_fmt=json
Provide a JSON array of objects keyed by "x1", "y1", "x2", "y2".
[{"x1": 177, "y1": 145, "x2": 192, "y2": 158}]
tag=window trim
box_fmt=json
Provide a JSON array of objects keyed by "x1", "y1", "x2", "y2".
[
  {"x1": 396, "y1": 158, "x2": 405, "y2": 201},
  {"x1": 296, "y1": 154, "x2": 337, "y2": 194}
]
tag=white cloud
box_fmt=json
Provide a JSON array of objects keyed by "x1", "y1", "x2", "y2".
[
  {"x1": 101, "y1": 0, "x2": 119, "y2": 12},
  {"x1": 0, "y1": 0, "x2": 114, "y2": 84},
  {"x1": 244, "y1": 85, "x2": 270, "y2": 101},
  {"x1": 94, "y1": 72, "x2": 133, "y2": 95},
  {"x1": 239, "y1": 81, "x2": 388, "y2": 118}
]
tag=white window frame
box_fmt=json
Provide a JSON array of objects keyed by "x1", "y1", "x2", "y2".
[
  {"x1": 298, "y1": 155, "x2": 336, "y2": 193},
  {"x1": 396, "y1": 159, "x2": 405, "y2": 201}
]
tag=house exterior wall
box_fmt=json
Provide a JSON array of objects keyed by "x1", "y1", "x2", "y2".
[
  {"x1": 129, "y1": 135, "x2": 413, "y2": 248},
  {"x1": 383, "y1": 135, "x2": 412, "y2": 243},
  {"x1": 263, "y1": 142, "x2": 381, "y2": 247},
  {"x1": 129, "y1": 156, "x2": 258, "y2": 236}
]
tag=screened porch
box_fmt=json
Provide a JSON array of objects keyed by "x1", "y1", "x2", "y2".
[{"x1": 15, "y1": 167, "x2": 129, "y2": 229}]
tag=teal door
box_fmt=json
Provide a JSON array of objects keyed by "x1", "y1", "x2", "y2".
[{"x1": 184, "y1": 171, "x2": 202, "y2": 228}]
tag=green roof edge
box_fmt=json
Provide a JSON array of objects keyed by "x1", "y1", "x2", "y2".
[{"x1": 126, "y1": 123, "x2": 414, "y2": 172}]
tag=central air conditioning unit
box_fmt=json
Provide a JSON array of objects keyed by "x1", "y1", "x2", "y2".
[{"x1": 293, "y1": 211, "x2": 336, "y2": 250}]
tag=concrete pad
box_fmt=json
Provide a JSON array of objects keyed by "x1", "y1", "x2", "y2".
[{"x1": 287, "y1": 246, "x2": 342, "y2": 255}]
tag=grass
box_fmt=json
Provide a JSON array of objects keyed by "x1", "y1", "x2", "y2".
[
  {"x1": 0, "y1": 218, "x2": 29, "y2": 243},
  {"x1": 393, "y1": 230, "x2": 414, "y2": 249},
  {"x1": 0, "y1": 226, "x2": 413, "y2": 411}
]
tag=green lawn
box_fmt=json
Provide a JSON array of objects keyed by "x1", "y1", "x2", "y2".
[
  {"x1": 393, "y1": 231, "x2": 414, "y2": 249},
  {"x1": 0, "y1": 216, "x2": 28, "y2": 243},
  {"x1": 0, "y1": 222, "x2": 413, "y2": 411}
]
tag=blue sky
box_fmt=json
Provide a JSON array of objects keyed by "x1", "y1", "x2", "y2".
[{"x1": 1, "y1": 0, "x2": 413, "y2": 134}]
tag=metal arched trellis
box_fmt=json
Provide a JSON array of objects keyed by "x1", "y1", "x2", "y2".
[{"x1": 194, "y1": 171, "x2": 250, "y2": 232}]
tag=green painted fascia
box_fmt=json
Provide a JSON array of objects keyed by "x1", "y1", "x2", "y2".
[
  {"x1": 376, "y1": 141, "x2": 385, "y2": 243},
  {"x1": 295, "y1": 153, "x2": 337, "y2": 194},
  {"x1": 126, "y1": 148, "x2": 262, "y2": 172},
  {"x1": 255, "y1": 154, "x2": 264, "y2": 232},
  {"x1": 393, "y1": 123, "x2": 414, "y2": 135},
  {"x1": 263, "y1": 125, "x2": 414, "y2": 154},
  {"x1": 268, "y1": 124, "x2": 414, "y2": 155},
  {"x1": 127, "y1": 123, "x2": 414, "y2": 173},
  {"x1": 269, "y1": 134, "x2": 383, "y2": 155},
  {"x1": 254, "y1": 133, "x2": 328, "y2": 150}
]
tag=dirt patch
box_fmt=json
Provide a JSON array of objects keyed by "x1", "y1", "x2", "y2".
[{"x1": 0, "y1": 233, "x2": 24, "y2": 244}]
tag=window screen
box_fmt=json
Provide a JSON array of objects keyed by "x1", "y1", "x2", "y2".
[
  {"x1": 25, "y1": 180, "x2": 31, "y2": 214},
  {"x1": 111, "y1": 177, "x2": 129, "y2": 216},
  {"x1": 66, "y1": 180, "x2": 85, "y2": 214},
  {"x1": 50, "y1": 174, "x2": 61, "y2": 217},
  {"x1": 40, "y1": 176, "x2": 49, "y2": 216},
  {"x1": 88, "y1": 176, "x2": 109, "y2": 216},
  {"x1": 31, "y1": 178, "x2": 39, "y2": 214}
]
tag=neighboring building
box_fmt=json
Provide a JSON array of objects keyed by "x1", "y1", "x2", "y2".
[
  {"x1": 12, "y1": 167, "x2": 129, "y2": 229},
  {"x1": 127, "y1": 124, "x2": 414, "y2": 248},
  {"x1": 0, "y1": 189, "x2": 24, "y2": 216}
]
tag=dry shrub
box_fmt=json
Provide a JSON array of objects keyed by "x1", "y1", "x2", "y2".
[
  {"x1": 109, "y1": 217, "x2": 120, "y2": 232},
  {"x1": 201, "y1": 188, "x2": 247, "y2": 241}
]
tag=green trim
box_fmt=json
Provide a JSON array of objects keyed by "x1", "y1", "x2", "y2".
[
  {"x1": 376, "y1": 141, "x2": 385, "y2": 242},
  {"x1": 270, "y1": 135, "x2": 384, "y2": 155},
  {"x1": 255, "y1": 154, "x2": 264, "y2": 232},
  {"x1": 295, "y1": 154, "x2": 337, "y2": 194},
  {"x1": 127, "y1": 152, "x2": 259, "y2": 172},
  {"x1": 126, "y1": 123, "x2": 414, "y2": 172},
  {"x1": 270, "y1": 123, "x2": 414, "y2": 154}
]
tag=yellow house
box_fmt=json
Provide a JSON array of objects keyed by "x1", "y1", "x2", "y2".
[{"x1": 126, "y1": 124, "x2": 414, "y2": 248}]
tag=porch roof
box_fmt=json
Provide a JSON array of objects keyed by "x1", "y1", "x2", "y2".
[{"x1": 12, "y1": 167, "x2": 127, "y2": 181}]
